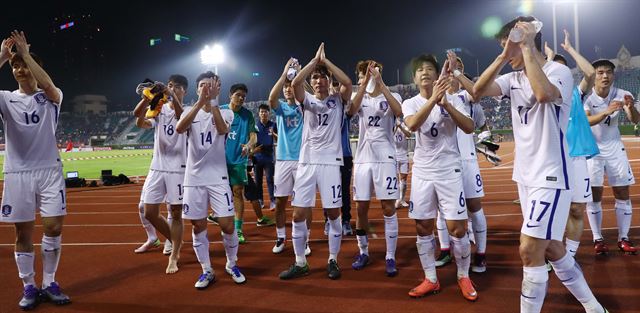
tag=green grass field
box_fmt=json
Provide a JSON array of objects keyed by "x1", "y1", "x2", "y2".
[{"x1": 0, "y1": 149, "x2": 153, "y2": 180}]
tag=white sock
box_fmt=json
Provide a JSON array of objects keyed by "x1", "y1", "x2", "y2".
[
  {"x1": 15, "y1": 252, "x2": 36, "y2": 287},
  {"x1": 416, "y1": 235, "x2": 437, "y2": 283},
  {"x1": 41, "y1": 235, "x2": 62, "y2": 287},
  {"x1": 222, "y1": 231, "x2": 239, "y2": 268},
  {"x1": 292, "y1": 221, "x2": 308, "y2": 266},
  {"x1": 138, "y1": 201, "x2": 157, "y2": 241},
  {"x1": 384, "y1": 213, "x2": 398, "y2": 260},
  {"x1": 192, "y1": 229, "x2": 212, "y2": 273},
  {"x1": 436, "y1": 213, "x2": 450, "y2": 250},
  {"x1": 276, "y1": 227, "x2": 286, "y2": 240},
  {"x1": 550, "y1": 253, "x2": 602, "y2": 312},
  {"x1": 356, "y1": 231, "x2": 369, "y2": 255},
  {"x1": 470, "y1": 209, "x2": 487, "y2": 254},
  {"x1": 450, "y1": 235, "x2": 471, "y2": 279},
  {"x1": 586, "y1": 201, "x2": 603, "y2": 241},
  {"x1": 400, "y1": 179, "x2": 407, "y2": 202},
  {"x1": 565, "y1": 238, "x2": 580, "y2": 257},
  {"x1": 614, "y1": 199, "x2": 632, "y2": 241},
  {"x1": 328, "y1": 217, "x2": 342, "y2": 261},
  {"x1": 521, "y1": 265, "x2": 549, "y2": 313}
]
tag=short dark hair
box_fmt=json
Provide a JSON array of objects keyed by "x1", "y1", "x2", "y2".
[
  {"x1": 552, "y1": 54, "x2": 567, "y2": 65},
  {"x1": 195, "y1": 71, "x2": 217, "y2": 86},
  {"x1": 355, "y1": 60, "x2": 383, "y2": 76},
  {"x1": 311, "y1": 64, "x2": 331, "y2": 79},
  {"x1": 230, "y1": 83, "x2": 248, "y2": 95},
  {"x1": 258, "y1": 104, "x2": 270, "y2": 112},
  {"x1": 9, "y1": 52, "x2": 44, "y2": 68},
  {"x1": 168, "y1": 74, "x2": 188, "y2": 89},
  {"x1": 591, "y1": 59, "x2": 615, "y2": 71},
  {"x1": 411, "y1": 54, "x2": 439, "y2": 76},
  {"x1": 496, "y1": 16, "x2": 542, "y2": 52}
]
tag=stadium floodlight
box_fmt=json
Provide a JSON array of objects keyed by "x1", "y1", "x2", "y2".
[{"x1": 200, "y1": 43, "x2": 225, "y2": 74}]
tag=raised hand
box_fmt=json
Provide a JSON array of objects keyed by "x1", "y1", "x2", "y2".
[
  {"x1": 314, "y1": 43, "x2": 325, "y2": 63},
  {"x1": 210, "y1": 75, "x2": 221, "y2": 99},
  {"x1": 282, "y1": 57, "x2": 296, "y2": 76},
  {"x1": 623, "y1": 95, "x2": 635, "y2": 109},
  {"x1": 0, "y1": 38, "x2": 15, "y2": 61},
  {"x1": 447, "y1": 50, "x2": 460, "y2": 71},
  {"x1": 515, "y1": 21, "x2": 536, "y2": 49},
  {"x1": 10, "y1": 30, "x2": 29, "y2": 56},
  {"x1": 560, "y1": 29, "x2": 573, "y2": 51},
  {"x1": 431, "y1": 77, "x2": 450, "y2": 104},
  {"x1": 544, "y1": 41, "x2": 555, "y2": 61}
]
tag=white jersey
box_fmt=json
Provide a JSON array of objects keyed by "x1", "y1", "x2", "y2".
[
  {"x1": 149, "y1": 104, "x2": 187, "y2": 172},
  {"x1": 495, "y1": 61, "x2": 574, "y2": 190},
  {"x1": 394, "y1": 127, "x2": 409, "y2": 162},
  {"x1": 454, "y1": 90, "x2": 486, "y2": 161},
  {"x1": 183, "y1": 107, "x2": 234, "y2": 186},
  {"x1": 298, "y1": 91, "x2": 344, "y2": 165},
  {"x1": 354, "y1": 92, "x2": 402, "y2": 163},
  {"x1": 582, "y1": 87, "x2": 633, "y2": 156},
  {"x1": 0, "y1": 89, "x2": 62, "y2": 173},
  {"x1": 402, "y1": 93, "x2": 468, "y2": 179}
]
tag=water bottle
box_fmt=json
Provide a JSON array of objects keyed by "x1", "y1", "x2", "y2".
[
  {"x1": 365, "y1": 67, "x2": 380, "y2": 93},
  {"x1": 286, "y1": 58, "x2": 298, "y2": 81},
  {"x1": 509, "y1": 20, "x2": 543, "y2": 43}
]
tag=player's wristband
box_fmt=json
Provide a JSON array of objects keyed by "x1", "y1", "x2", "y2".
[
  {"x1": 453, "y1": 69, "x2": 462, "y2": 78},
  {"x1": 210, "y1": 98, "x2": 219, "y2": 107}
]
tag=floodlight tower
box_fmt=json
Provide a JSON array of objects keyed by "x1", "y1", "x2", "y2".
[{"x1": 200, "y1": 43, "x2": 225, "y2": 74}]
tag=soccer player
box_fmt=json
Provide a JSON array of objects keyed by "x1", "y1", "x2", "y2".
[
  {"x1": 394, "y1": 121, "x2": 411, "y2": 209},
  {"x1": 544, "y1": 30, "x2": 599, "y2": 257},
  {"x1": 348, "y1": 60, "x2": 403, "y2": 276},
  {"x1": 583, "y1": 58, "x2": 639, "y2": 255},
  {"x1": 435, "y1": 51, "x2": 490, "y2": 273},
  {"x1": 210, "y1": 83, "x2": 268, "y2": 243},
  {"x1": 403, "y1": 53, "x2": 477, "y2": 301},
  {"x1": 254, "y1": 104, "x2": 277, "y2": 210},
  {"x1": 176, "y1": 72, "x2": 246, "y2": 289},
  {"x1": 0, "y1": 31, "x2": 71, "y2": 310},
  {"x1": 268, "y1": 58, "x2": 312, "y2": 255},
  {"x1": 278, "y1": 43, "x2": 352, "y2": 280},
  {"x1": 473, "y1": 16, "x2": 607, "y2": 312},
  {"x1": 132, "y1": 74, "x2": 188, "y2": 274}
]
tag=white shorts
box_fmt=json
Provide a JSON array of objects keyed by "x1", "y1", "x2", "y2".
[
  {"x1": 408, "y1": 175, "x2": 467, "y2": 221},
  {"x1": 517, "y1": 184, "x2": 571, "y2": 241},
  {"x1": 182, "y1": 184, "x2": 234, "y2": 220},
  {"x1": 353, "y1": 162, "x2": 399, "y2": 201},
  {"x1": 1, "y1": 167, "x2": 66, "y2": 223},
  {"x1": 461, "y1": 160, "x2": 485, "y2": 199},
  {"x1": 587, "y1": 147, "x2": 635, "y2": 187},
  {"x1": 571, "y1": 157, "x2": 592, "y2": 203},
  {"x1": 142, "y1": 170, "x2": 185, "y2": 205},
  {"x1": 291, "y1": 164, "x2": 342, "y2": 208},
  {"x1": 396, "y1": 160, "x2": 409, "y2": 175},
  {"x1": 274, "y1": 160, "x2": 298, "y2": 197}
]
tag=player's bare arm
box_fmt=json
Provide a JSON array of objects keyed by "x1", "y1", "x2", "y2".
[
  {"x1": 292, "y1": 44, "x2": 323, "y2": 103},
  {"x1": 11, "y1": 31, "x2": 61, "y2": 104},
  {"x1": 561, "y1": 29, "x2": 595, "y2": 94},
  {"x1": 348, "y1": 61, "x2": 372, "y2": 116},
  {"x1": 320, "y1": 52, "x2": 352, "y2": 104},
  {"x1": 518, "y1": 22, "x2": 561, "y2": 103},
  {"x1": 473, "y1": 49, "x2": 510, "y2": 98}
]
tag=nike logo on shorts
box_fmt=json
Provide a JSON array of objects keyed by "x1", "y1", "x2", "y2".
[
  {"x1": 228, "y1": 208, "x2": 233, "y2": 211},
  {"x1": 461, "y1": 254, "x2": 470, "y2": 259},
  {"x1": 624, "y1": 212, "x2": 632, "y2": 216},
  {"x1": 457, "y1": 210, "x2": 466, "y2": 214},
  {"x1": 332, "y1": 200, "x2": 340, "y2": 204},
  {"x1": 333, "y1": 234, "x2": 341, "y2": 238},
  {"x1": 584, "y1": 194, "x2": 592, "y2": 198},
  {"x1": 526, "y1": 222, "x2": 540, "y2": 228},
  {"x1": 475, "y1": 189, "x2": 483, "y2": 193},
  {"x1": 569, "y1": 249, "x2": 576, "y2": 253},
  {"x1": 389, "y1": 235, "x2": 398, "y2": 239},
  {"x1": 590, "y1": 211, "x2": 601, "y2": 215},
  {"x1": 387, "y1": 192, "x2": 395, "y2": 195}
]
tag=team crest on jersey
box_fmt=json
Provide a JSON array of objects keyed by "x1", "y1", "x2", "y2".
[
  {"x1": 34, "y1": 93, "x2": 47, "y2": 105},
  {"x1": 379, "y1": 101, "x2": 389, "y2": 112},
  {"x1": 1, "y1": 204, "x2": 11, "y2": 217},
  {"x1": 182, "y1": 204, "x2": 189, "y2": 215},
  {"x1": 326, "y1": 99, "x2": 337, "y2": 109}
]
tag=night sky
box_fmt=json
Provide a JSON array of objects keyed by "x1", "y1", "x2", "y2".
[{"x1": 1, "y1": 0, "x2": 639, "y2": 110}]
